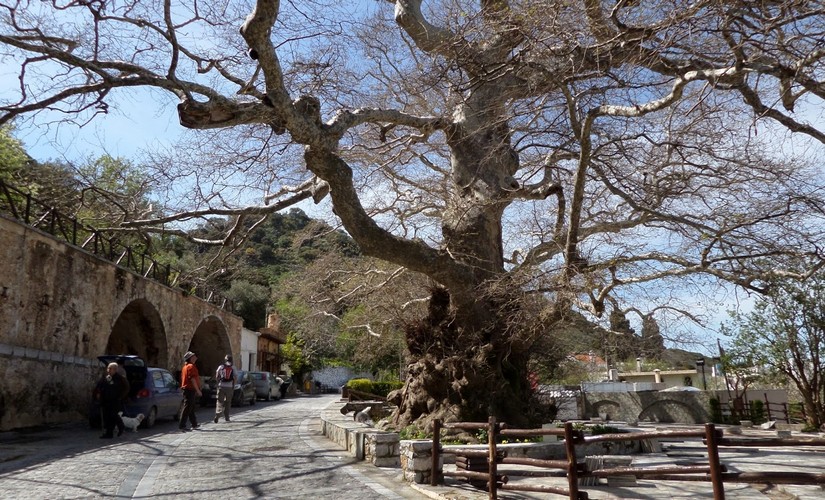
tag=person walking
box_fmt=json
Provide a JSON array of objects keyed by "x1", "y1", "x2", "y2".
[
  {"x1": 178, "y1": 351, "x2": 202, "y2": 432},
  {"x1": 213, "y1": 355, "x2": 237, "y2": 423},
  {"x1": 95, "y1": 362, "x2": 129, "y2": 439}
]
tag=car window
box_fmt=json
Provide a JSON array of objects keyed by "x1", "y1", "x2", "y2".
[
  {"x1": 152, "y1": 370, "x2": 165, "y2": 388},
  {"x1": 161, "y1": 371, "x2": 176, "y2": 389}
]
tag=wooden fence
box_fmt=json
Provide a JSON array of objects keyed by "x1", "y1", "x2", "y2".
[
  {"x1": 431, "y1": 417, "x2": 825, "y2": 500},
  {"x1": 718, "y1": 393, "x2": 805, "y2": 425}
]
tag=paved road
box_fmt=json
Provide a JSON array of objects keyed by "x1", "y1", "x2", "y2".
[
  {"x1": 4, "y1": 394, "x2": 825, "y2": 500},
  {"x1": 0, "y1": 393, "x2": 420, "y2": 499}
]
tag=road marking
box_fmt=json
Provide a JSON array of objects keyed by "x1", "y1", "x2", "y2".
[{"x1": 121, "y1": 433, "x2": 190, "y2": 498}]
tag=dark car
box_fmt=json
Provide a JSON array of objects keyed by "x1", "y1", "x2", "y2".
[
  {"x1": 90, "y1": 355, "x2": 181, "y2": 428},
  {"x1": 202, "y1": 370, "x2": 256, "y2": 407},
  {"x1": 200, "y1": 376, "x2": 219, "y2": 407},
  {"x1": 232, "y1": 370, "x2": 257, "y2": 406}
]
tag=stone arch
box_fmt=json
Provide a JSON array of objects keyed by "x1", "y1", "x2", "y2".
[
  {"x1": 591, "y1": 399, "x2": 621, "y2": 421},
  {"x1": 638, "y1": 399, "x2": 701, "y2": 424},
  {"x1": 188, "y1": 315, "x2": 232, "y2": 379},
  {"x1": 107, "y1": 299, "x2": 167, "y2": 367}
]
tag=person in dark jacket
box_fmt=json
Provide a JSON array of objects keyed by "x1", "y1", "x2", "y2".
[{"x1": 95, "y1": 362, "x2": 129, "y2": 438}]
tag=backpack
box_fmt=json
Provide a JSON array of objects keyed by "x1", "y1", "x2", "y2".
[{"x1": 219, "y1": 365, "x2": 233, "y2": 382}]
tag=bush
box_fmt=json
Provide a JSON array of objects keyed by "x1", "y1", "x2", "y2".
[
  {"x1": 345, "y1": 378, "x2": 403, "y2": 397},
  {"x1": 709, "y1": 398, "x2": 724, "y2": 424},
  {"x1": 590, "y1": 425, "x2": 623, "y2": 435},
  {"x1": 749, "y1": 400, "x2": 766, "y2": 424},
  {"x1": 399, "y1": 425, "x2": 428, "y2": 440}
]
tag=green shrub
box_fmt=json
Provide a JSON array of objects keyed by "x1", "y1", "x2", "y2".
[
  {"x1": 590, "y1": 425, "x2": 623, "y2": 435},
  {"x1": 399, "y1": 425, "x2": 428, "y2": 440},
  {"x1": 344, "y1": 378, "x2": 403, "y2": 397},
  {"x1": 802, "y1": 423, "x2": 819, "y2": 433},
  {"x1": 709, "y1": 398, "x2": 723, "y2": 424},
  {"x1": 749, "y1": 400, "x2": 766, "y2": 424}
]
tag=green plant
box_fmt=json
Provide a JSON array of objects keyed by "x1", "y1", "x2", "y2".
[
  {"x1": 802, "y1": 424, "x2": 819, "y2": 433},
  {"x1": 590, "y1": 425, "x2": 622, "y2": 435},
  {"x1": 749, "y1": 400, "x2": 766, "y2": 424},
  {"x1": 344, "y1": 378, "x2": 403, "y2": 397},
  {"x1": 570, "y1": 422, "x2": 586, "y2": 432},
  {"x1": 709, "y1": 398, "x2": 724, "y2": 424},
  {"x1": 399, "y1": 425, "x2": 428, "y2": 440}
]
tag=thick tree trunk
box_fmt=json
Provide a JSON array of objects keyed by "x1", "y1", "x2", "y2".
[
  {"x1": 386, "y1": 95, "x2": 547, "y2": 431},
  {"x1": 389, "y1": 286, "x2": 536, "y2": 432}
]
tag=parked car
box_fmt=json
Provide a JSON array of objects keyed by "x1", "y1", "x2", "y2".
[
  {"x1": 199, "y1": 376, "x2": 218, "y2": 407},
  {"x1": 232, "y1": 370, "x2": 257, "y2": 406},
  {"x1": 277, "y1": 374, "x2": 292, "y2": 399},
  {"x1": 249, "y1": 371, "x2": 283, "y2": 401},
  {"x1": 90, "y1": 355, "x2": 181, "y2": 428},
  {"x1": 201, "y1": 371, "x2": 255, "y2": 407}
]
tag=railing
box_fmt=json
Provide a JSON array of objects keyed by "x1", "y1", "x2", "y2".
[
  {"x1": 718, "y1": 393, "x2": 805, "y2": 425},
  {"x1": 431, "y1": 417, "x2": 825, "y2": 500},
  {"x1": 0, "y1": 179, "x2": 232, "y2": 311}
]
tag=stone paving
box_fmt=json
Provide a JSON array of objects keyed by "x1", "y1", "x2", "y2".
[
  {"x1": 0, "y1": 393, "x2": 419, "y2": 499},
  {"x1": 2, "y1": 393, "x2": 825, "y2": 499},
  {"x1": 411, "y1": 426, "x2": 825, "y2": 500}
]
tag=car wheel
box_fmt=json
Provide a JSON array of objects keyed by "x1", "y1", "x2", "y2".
[
  {"x1": 144, "y1": 406, "x2": 157, "y2": 428},
  {"x1": 266, "y1": 390, "x2": 271, "y2": 401}
]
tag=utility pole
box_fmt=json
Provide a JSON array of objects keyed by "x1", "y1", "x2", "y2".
[{"x1": 696, "y1": 358, "x2": 707, "y2": 391}]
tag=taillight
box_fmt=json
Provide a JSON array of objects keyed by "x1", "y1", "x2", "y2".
[{"x1": 136, "y1": 388, "x2": 150, "y2": 398}]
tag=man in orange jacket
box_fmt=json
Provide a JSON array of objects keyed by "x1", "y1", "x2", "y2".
[{"x1": 178, "y1": 351, "x2": 202, "y2": 432}]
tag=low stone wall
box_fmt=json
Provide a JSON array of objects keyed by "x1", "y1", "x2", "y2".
[
  {"x1": 400, "y1": 440, "x2": 439, "y2": 484},
  {"x1": 397, "y1": 435, "x2": 645, "y2": 484},
  {"x1": 321, "y1": 400, "x2": 648, "y2": 485},
  {"x1": 320, "y1": 401, "x2": 400, "y2": 467}
]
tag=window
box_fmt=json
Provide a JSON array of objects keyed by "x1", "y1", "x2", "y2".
[
  {"x1": 153, "y1": 371, "x2": 165, "y2": 388},
  {"x1": 162, "y1": 371, "x2": 176, "y2": 389}
]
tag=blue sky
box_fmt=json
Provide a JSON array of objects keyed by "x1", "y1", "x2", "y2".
[
  {"x1": 5, "y1": 86, "x2": 182, "y2": 163},
  {"x1": 3, "y1": 3, "x2": 822, "y2": 359}
]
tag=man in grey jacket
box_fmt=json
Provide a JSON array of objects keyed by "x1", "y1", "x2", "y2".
[{"x1": 214, "y1": 355, "x2": 237, "y2": 423}]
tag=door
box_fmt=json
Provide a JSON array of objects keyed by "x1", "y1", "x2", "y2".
[{"x1": 152, "y1": 370, "x2": 179, "y2": 418}]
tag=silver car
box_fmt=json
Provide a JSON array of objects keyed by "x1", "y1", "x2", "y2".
[{"x1": 249, "y1": 371, "x2": 283, "y2": 401}]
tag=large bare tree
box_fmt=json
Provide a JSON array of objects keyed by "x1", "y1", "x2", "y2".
[{"x1": 3, "y1": 0, "x2": 825, "y2": 427}]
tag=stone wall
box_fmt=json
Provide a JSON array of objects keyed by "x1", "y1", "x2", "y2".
[
  {"x1": 583, "y1": 390, "x2": 714, "y2": 423},
  {"x1": 0, "y1": 215, "x2": 243, "y2": 430},
  {"x1": 320, "y1": 400, "x2": 400, "y2": 467}
]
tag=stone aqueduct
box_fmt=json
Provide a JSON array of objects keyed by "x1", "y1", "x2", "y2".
[
  {"x1": 0, "y1": 212, "x2": 758, "y2": 431},
  {"x1": 0, "y1": 215, "x2": 243, "y2": 431}
]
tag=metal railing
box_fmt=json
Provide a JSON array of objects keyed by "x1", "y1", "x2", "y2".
[{"x1": 0, "y1": 179, "x2": 232, "y2": 311}]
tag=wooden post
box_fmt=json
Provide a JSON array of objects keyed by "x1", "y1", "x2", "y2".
[
  {"x1": 763, "y1": 393, "x2": 772, "y2": 422},
  {"x1": 705, "y1": 423, "x2": 725, "y2": 500},
  {"x1": 564, "y1": 422, "x2": 581, "y2": 500},
  {"x1": 488, "y1": 416, "x2": 498, "y2": 500},
  {"x1": 431, "y1": 419, "x2": 441, "y2": 486}
]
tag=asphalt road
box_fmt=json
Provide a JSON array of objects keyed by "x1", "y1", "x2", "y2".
[{"x1": 0, "y1": 393, "x2": 421, "y2": 499}]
